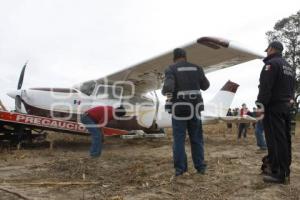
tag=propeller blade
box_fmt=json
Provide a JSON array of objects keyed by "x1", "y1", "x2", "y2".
[
  {"x1": 17, "y1": 62, "x2": 28, "y2": 90},
  {"x1": 15, "y1": 95, "x2": 22, "y2": 112}
]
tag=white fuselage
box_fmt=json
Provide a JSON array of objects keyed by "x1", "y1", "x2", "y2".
[{"x1": 8, "y1": 81, "x2": 237, "y2": 131}]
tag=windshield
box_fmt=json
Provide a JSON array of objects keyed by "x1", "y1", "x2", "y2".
[
  {"x1": 75, "y1": 81, "x2": 96, "y2": 96},
  {"x1": 95, "y1": 85, "x2": 123, "y2": 101}
]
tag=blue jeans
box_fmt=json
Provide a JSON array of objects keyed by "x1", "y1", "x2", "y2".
[
  {"x1": 172, "y1": 115, "x2": 206, "y2": 174},
  {"x1": 80, "y1": 114, "x2": 102, "y2": 157},
  {"x1": 255, "y1": 120, "x2": 267, "y2": 148}
]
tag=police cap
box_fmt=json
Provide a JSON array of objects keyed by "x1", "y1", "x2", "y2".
[
  {"x1": 265, "y1": 41, "x2": 284, "y2": 52},
  {"x1": 173, "y1": 48, "x2": 186, "y2": 60}
]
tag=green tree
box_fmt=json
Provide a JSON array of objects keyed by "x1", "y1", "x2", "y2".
[{"x1": 266, "y1": 10, "x2": 300, "y2": 94}]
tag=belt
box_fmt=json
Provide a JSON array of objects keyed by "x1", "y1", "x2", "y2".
[{"x1": 177, "y1": 90, "x2": 201, "y2": 96}]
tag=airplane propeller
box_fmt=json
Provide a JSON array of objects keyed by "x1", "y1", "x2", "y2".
[
  {"x1": 18, "y1": 62, "x2": 27, "y2": 90},
  {"x1": 15, "y1": 62, "x2": 27, "y2": 112}
]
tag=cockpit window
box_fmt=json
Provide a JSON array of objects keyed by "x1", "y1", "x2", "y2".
[
  {"x1": 95, "y1": 85, "x2": 123, "y2": 100},
  {"x1": 76, "y1": 81, "x2": 96, "y2": 96}
]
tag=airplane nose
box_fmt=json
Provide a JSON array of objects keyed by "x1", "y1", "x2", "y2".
[{"x1": 7, "y1": 90, "x2": 21, "y2": 99}]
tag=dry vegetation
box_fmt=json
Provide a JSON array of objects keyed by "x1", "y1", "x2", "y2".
[{"x1": 1, "y1": 123, "x2": 300, "y2": 199}]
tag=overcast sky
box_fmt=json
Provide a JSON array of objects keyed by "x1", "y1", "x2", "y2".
[{"x1": 0, "y1": 0, "x2": 299, "y2": 111}]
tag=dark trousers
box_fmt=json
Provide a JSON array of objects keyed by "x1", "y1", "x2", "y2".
[
  {"x1": 263, "y1": 106, "x2": 291, "y2": 178},
  {"x1": 238, "y1": 123, "x2": 247, "y2": 138},
  {"x1": 171, "y1": 115, "x2": 206, "y2": 174}
]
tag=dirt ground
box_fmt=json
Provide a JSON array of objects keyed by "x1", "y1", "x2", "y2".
[{"x1": 1, "y1": 123, "x2": 300, "y2": 200}]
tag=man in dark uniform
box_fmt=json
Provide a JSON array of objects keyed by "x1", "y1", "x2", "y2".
[
  {"x1": 256, "y1": 41, "x2": 295, "y2": 184},
  {"x1": 162, "y1": 48, "x2": 210, "y2": 176}
]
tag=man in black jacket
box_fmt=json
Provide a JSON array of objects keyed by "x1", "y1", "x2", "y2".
[
  {"x1": 162, "y1": 48, "x2": 210, "y2": 176},
  {"x1": 256, "y1": 41, "x2": 295, "y2": 184}
]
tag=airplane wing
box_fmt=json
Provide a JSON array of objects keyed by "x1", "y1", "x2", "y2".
[
  {"x1": 203, "y1": 115, "x2": 257, "y2": 125},
  {"x1": 75, "y1": 36, "x2": 264, "y2": 95},
  {"x1": 219, "y1": 115, "x2": 257, "y2": 123}
]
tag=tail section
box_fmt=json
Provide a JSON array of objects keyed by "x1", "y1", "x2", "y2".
[{"x1": 202, "y1": 80, "x2": 239, "y2": 117}]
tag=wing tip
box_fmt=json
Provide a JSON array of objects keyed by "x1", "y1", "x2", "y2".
[{"x1": 197, "y1": 37, "x2": 229, "y2": 49}]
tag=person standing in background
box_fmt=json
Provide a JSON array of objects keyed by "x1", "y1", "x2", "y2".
[
  {"x1": 256, "y1": 41, "x2": 295, "y2": 184},
  {"x1": 238, "y1": 103, "x2": 248, "y2": 140}
]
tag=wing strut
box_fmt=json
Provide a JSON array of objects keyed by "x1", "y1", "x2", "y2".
[{"x1": 152, "y1": 90, "x2": 160, "y2": 128}]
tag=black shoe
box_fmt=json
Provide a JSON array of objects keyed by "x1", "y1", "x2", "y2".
[
  {"x1": 261, "y1": 167, "x2": 272, "y2": 176},
  {"x1": 175, "y1": 171, "x2": 183, "y2": 176},
  {"x1": 263, "y1": 175, "x2": 287, "y2": 184},
  {"x1": 175, "y1": 170, "x2": 187, "y2": 177},
  {"x1": 197, "y1": 168, "x2": 206, "y2": 175}
]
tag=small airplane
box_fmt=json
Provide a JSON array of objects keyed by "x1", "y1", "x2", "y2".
[{"x1": 7, "y1": 37, "x2": 263, "y2": 133}]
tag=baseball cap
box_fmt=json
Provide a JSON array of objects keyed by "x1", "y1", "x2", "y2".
[
  {"x1": 265, "y1": 41, "x2": 284, "y2": 52},
  {"x1": 173, "y1": 48, "x2": 186, "y2": 60}
]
